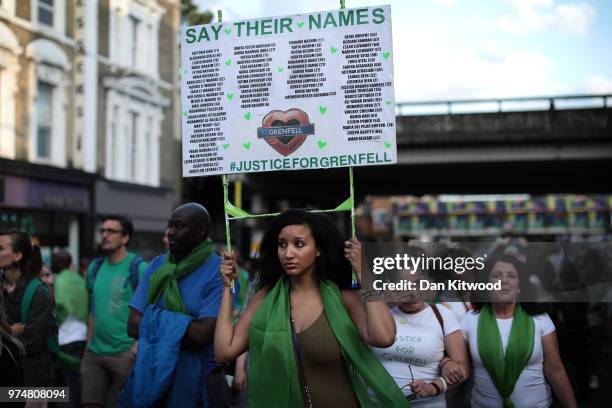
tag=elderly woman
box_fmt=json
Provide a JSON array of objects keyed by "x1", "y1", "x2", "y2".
[{"x1": 461, "y1": 254, "x2": 577, "y2": 408}]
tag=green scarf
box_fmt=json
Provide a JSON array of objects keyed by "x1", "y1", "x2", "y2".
[
  {"x1": 248, "y1": 277, "x2": 409, "y2": 408},
  {"x1": 477, "y1": 304, "x2": 535, "y2": 408},
  {"x1": 146, "y1": 239, "x2": 214, "y2": 313},
  {"x1": 54, "y1": 269, "x2": 88, "y2": 323}
]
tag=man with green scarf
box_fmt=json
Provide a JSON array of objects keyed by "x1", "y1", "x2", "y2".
[{"x1": 127, "y1": 203, "x2": 233, "y2": 407}]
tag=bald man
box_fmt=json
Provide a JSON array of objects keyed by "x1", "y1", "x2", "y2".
[{"x1": 125, "y1": 203, "x2": 235, "y2": 407}]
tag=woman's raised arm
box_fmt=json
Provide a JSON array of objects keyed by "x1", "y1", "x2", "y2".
[{"x1": 214, "y1": 251, "x2": 267, "y2": 362}]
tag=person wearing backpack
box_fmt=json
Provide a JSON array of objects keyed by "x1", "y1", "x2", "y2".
[
  {"x1": 0, "y1": 229, "x2": 54, "y2": 388},
  {"x1": 52, "y1": 249, "x2": 87, "y2": 407},
  {"x1": 81, "y1": 215, "x2": 147, "y2": 408}
]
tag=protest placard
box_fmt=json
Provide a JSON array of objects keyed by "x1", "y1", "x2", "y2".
[{"x1": 181, "y1": 5, "x2": 396, "y2": 177}]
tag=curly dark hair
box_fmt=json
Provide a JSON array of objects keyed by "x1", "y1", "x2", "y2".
[
  {"x1": 257, "y1": 209, "x2": 352, "y2": 290},
  {"x1": 472, "y1": 253, "x2": 546, "y2": 316}
]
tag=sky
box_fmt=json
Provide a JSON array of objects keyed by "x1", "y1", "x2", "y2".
[{"x1": 194, "y1": 0, "x2": 612, "y2": 103}]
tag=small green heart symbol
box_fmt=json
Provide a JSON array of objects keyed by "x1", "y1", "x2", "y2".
[
  {"x1": 183, "y1": 68, "x2": 188, "y2": 74},
  {"x1": 243, "y1": 142, "x2": 251, "y2": 150},
  {"x1": 330, "y1": 46, "x2": 338, "y2": 54},
  {"x1": 226, "y1": 93, "x2": 234, "y2": 101},
  {"x1": 277, "y1": 67, "x2": 284, "y2": 72},
  {"x1": 244, "y1": 112, "x2": 251, "y2": 120},
  {"x1": 225, "y1": 59, "x2": 232, "y2": 66},
  {"x1": 384, "y1": 142, "x2": 392, "y2": 148},
  {"x1": 385, "y1": 100, "x2": 393, "y2": 105},
  {"x1": 319, "y1": 106, "x2": 327, "y2": 114},
  {"x1": 182, "y1": 111, "x2": 188, "y2": 117},
  {"x1": 223, "y1": 144, "x2": 230, "y2": 149},
  {"x1": 224, "y1": 28, "x2": 231, "y2": 35},
  {"x1": 382, "y1": 51, "x2": 391, "y2": 59},
  {"x1": 297, "y1": 21, "x2": 304, "y2": 28},
  {"x1": 317, "y1": 140, "x2": 327, "y2": 149}
]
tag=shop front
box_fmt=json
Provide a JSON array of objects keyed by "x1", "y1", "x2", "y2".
[{"x1": 0, "y1": 163, "x2": 94, "y2": 265}]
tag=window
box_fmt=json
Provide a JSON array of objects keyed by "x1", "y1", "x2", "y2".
[
  {"x1": 109, "y1": 106, "x2": 119, "y2": 178},
  {"x1": 129, "y1": 16, "x2": 139, "y2": 69},
  {"x1": 127, "y1": 111, "x2": 138, "y2": 180},
  {"x1": 38, "y1": 0, "x2": 54, "y2": 26},
  {"x1": 146, "y1": 116, "x2": 152, "y2": 181},
  {"x1": 36, "y1": 82, "x2": 53, "y2": 159}
]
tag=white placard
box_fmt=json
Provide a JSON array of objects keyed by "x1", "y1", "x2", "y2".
[{"x1": 181, "y1": 5, "x2": 396, "y2": 177}]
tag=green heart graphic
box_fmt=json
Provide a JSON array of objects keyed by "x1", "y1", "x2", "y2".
[
  {"x1": 182, "y1": 111, "x2": 188, "y2": 117},
  {"x1": 243, "y1": 142, "x2": 251, "y2": 150},
  {"x1": 319, "y1": 106, "x2": 327, "y2": 114},
  {"x1": 277, "y1": 67, "x2": 284, "y2": 72},
  {"x1": 384, "y1": 142, "x2": 392, "y2": 148},
  {"x1": 223, "y1": 144, "x2": 230, "y2": 149},
  {"x1": 225, "y1": 59, "x2": 232, "y2": 66},
  {"x1": 330, "y1": 46, "x2": 338, "y2": 54},
  {"x1": 317, "y1": 140, "x2": 327, "y2": 149},
  {"x1": 224, "y1": 28, "x2": 231, "y2": 35},
  {"x1": 385, "y1": 100, "x2": 393, "y2": 105},
  {"x1": 244, "y1": 112, "x2": 252, "y2": 120},
  {"x1": 297, "y1": 21, "x2": 304, "y2": 28},
  {"x1": 382, "y1": 51, "x2": 391, "y2": 59},
  {"x1": 183, "y1": 68, "x2": 188, "y2": 74},
  {"x1": 226, "y1": 93, "x2": 234, "y2": 101}
]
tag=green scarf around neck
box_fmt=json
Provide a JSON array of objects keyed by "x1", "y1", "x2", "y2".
[
  {"x1": 146, "y1": 239, "x2": 214, "y2": 313},
  {"x1": 477, "y1": 304, "x2": 535, "y2": 408},
  {"x1": 248, "y1": 277, "x2": 409, "y2": 408}
]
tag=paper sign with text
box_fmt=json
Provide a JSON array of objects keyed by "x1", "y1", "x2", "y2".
[{"x1": 180, "y1": 5, "x2": 396, "y2": 177}]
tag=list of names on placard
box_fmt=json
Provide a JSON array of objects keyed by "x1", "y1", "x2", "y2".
[
  {"x1": 185, "y1": 48, "x2": 226, "y2": 173},
  {"x1": 341, "y1": 32, "x2": 391, "y2": 142},
  {"x1": 286, "y1": 38, "x2": 334, "y2": 99},
  {"x1": 235, "y1": 43, "x2": 275, "y2": 109}
]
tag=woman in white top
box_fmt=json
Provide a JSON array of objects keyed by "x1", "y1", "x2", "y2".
[
  {"x1": 373, "y1": 267, "x2": 469, "y2": 407},
  {"x1": 461, "y1": 254, "x2": 577, "y2": 408}
]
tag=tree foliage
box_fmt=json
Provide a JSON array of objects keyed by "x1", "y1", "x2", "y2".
[{"x1": 181, "y1": 0, "x2": 213, "y2": 26}]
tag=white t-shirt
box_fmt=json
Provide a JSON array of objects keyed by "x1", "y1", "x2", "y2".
[
  {"x1": 58, "y1": 314, "x2": 87, "y2": 346},
  {"x1": 440, "y1": 300, "x2": 471, "y2": 322},
  {"x1": 373, "y1": 305, "x2": 461, "y2": 407},
  {"x1": 461, "y1": 310, "x2": 556, "y2": 408}
]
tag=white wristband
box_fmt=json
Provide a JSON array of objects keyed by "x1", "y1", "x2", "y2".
[{"x1": 438, "y1": 376, "x2": 447, "y2": 393}]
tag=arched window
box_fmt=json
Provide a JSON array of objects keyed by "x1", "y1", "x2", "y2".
[{"x1": 103, "y1": 76, "x2": 169, "y2": 186}]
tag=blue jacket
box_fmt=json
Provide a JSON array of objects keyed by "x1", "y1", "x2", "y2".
[{"x1": 119, "y1": 304, "x2": 200, "y2": 407}]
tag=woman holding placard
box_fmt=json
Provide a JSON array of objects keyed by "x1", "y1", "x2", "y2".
[
  {"x1": 214, "y1": 209, "x2": 408, "y2": 407},
  {"x1": 461, "y1": 254, "x2": 577, "y2": 408}
]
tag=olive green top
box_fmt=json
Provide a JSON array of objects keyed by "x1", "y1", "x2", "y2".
[{"x1": 297, "y1": 312, "x2": 359, "y2": 408}]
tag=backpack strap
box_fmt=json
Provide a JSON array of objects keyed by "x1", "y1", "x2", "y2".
[
  {"x1": 20, "y1": 279, "x2": 46, "y2": 323},
  {"x1": 87, "y1": 258, "x2": 105, "y2": 315},
  {"x1": 124, "y1": 256, "x2": 144, "y2": 291}
]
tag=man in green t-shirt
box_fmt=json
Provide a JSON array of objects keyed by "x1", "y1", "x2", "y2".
[{"x1": 80, "y1": 215, "x2": 147, "y2": 408}]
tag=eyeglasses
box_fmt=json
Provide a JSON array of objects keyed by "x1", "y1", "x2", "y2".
[
  {"x1": 99, "y1": 228, "x2": 122, "y2": 235},
  {"x1": 399, "y1": 364, "x2": 417, "y2": 401}
]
